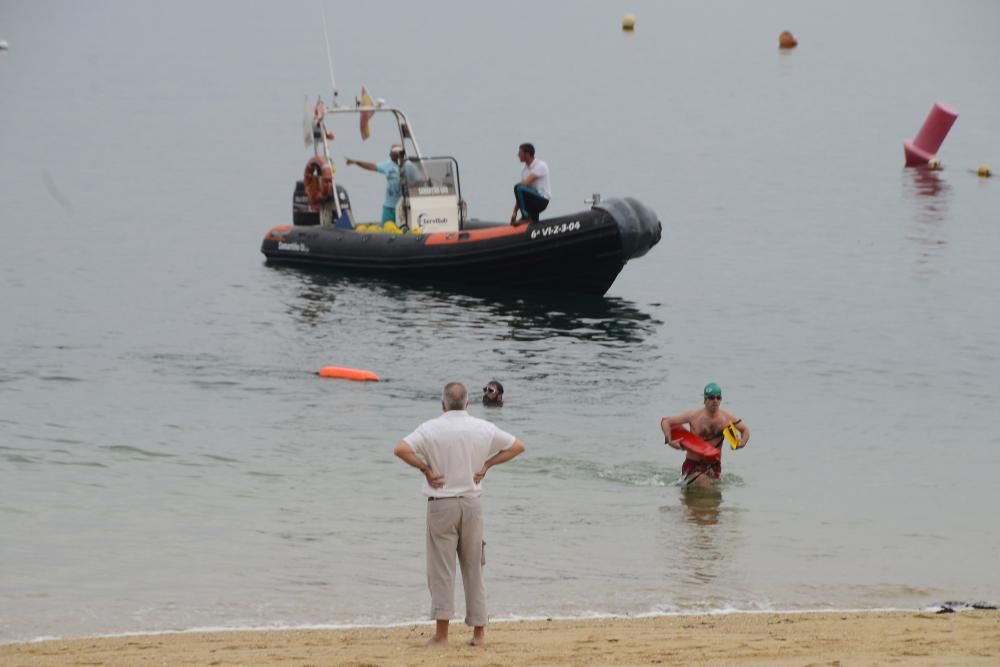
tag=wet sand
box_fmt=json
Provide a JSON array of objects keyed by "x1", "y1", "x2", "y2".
[{"x1": 2, "y1": 611, "x2": 998, "y2": 666}]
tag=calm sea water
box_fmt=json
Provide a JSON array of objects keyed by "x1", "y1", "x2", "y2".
[{"x1": 2, "y1": 1, "x2": 999, "y2": 642}]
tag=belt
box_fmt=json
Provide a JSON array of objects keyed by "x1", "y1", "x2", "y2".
[{"x1": 428, "y1": 496, "x2": 463, "y2": 501}]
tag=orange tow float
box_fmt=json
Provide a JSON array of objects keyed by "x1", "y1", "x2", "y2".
[{"x1": 316, "y1": 366, "x2": 380, "y2": 382}]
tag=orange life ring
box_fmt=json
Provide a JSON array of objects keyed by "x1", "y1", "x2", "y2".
[{"x1": 303, "y1": 156, "x2": 335, "y2": 207}]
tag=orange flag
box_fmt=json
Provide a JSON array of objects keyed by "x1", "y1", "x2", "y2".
[{"x1": 359, "y1": 85, "x2": 375, "y2": 140}]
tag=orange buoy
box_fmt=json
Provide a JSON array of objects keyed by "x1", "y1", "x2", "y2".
[
  {"x1": 778, "y1": 31, "x2": 798, "y2": 49},
  {"x1": 316, "y1": 367, "x2": 380, "y2": 382},
  {"x1": 303, "y1": 156, "x2": 335, "y2": 207}
]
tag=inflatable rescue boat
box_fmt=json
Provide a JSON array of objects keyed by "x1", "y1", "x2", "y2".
[{"x1": 261, "y1": 101, "x2": 661, "y2": 295}]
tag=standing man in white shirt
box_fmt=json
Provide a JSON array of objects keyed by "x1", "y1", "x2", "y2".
[
  {"x1": 510, "y1": 142, "x2": 551, "y2": 225},
  {"x1": 393, "y1": 382, "x2": 525, "y2": 647}
]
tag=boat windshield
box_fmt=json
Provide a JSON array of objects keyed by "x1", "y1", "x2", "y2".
[{"x1": 402, "y1": 157, "x2": 460, "y2": 198}]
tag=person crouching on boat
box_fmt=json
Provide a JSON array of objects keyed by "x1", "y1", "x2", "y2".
[
  {"x1": 659, "y1": 383, "x2": 750, "y2": 487},
  {"x1": 346, "y1": 144, "x2": 407, "y2": 225},
  {"x1": 510, "y1": 142, "x2": 551, "y2": 225}
]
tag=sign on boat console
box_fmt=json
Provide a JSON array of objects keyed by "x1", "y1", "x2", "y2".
[{"x1": 399, "y1": 156, "x2": 464, "y2": 233}]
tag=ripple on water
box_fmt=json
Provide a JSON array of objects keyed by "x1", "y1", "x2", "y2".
[
  {"x1": 105, "y1": 445, "x2": 176, "y2": 459},
  {"x1": 201, "y1": 453, "x2": 241, "y2": 464}
]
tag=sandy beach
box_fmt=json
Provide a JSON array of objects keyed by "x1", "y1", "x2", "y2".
[{"x1": 2, "y1": 611, "x2": 997, "y2": 666}]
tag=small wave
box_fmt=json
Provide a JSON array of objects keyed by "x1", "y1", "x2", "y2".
[
  {"x1": 45, "y1": 437, "x2": 86, "y2": 445},
  {"x1": 202, "y1": 454, "x2": 240, "y2": 464},
  {"x1": 190, "y1": 380, "x2": 241, "y2": 388},
  {"x1": 4, "y1": 454, "x2": 37, "y2": 464},
  {"x1": 105, "y1": 445, "x2": 176, "y2": 459},
  {"x1": 598, "y1": 465, "x2": 677, "y2": 487},
  {"x1": 49, "y1": 460, "x2": 108, "y2": 468}
]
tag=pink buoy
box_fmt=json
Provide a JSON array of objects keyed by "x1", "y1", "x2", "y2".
[{"x1": 904, "y1": 102, "x2": 958, "y2": 167}]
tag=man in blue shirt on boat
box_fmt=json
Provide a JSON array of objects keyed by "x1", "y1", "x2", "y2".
[
  {"x1": 345, "y1": 144, "x2": 409, "y2": 225},
  {"x1": 510, "y1": 142, "x2": 551, "y2": 225}
]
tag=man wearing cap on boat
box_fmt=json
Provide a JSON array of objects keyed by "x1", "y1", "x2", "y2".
[
  {"x1": 345, "y1": 144, "x2": 409, "y2": 225},
  {"x1": 510, "y1": 142, "x2": 551, "y2": 225},
  {"x1": 659, "y1": 383, "x2": 750, "y2": 487}
]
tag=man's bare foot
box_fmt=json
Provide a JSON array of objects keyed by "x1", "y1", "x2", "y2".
[
  {"x1": 427, "y1": 619, "x2": 449, "y2": 647},
  {"x1": 470, "y1": 627, "x2": 486, "y2": 646}
]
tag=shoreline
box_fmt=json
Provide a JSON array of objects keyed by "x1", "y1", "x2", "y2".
[
  {"x1": 3, "y1": 610, "x2": 997, "y2": 666},
  {"x1": 0, "y1": 606, "x2": 937, "y2": 645}
]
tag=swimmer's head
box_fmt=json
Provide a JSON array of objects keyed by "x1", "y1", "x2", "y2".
[
  {"x1": 482, "y1": 380, "x2": 504, "y2": 407},
  {"x1": 703, "y1": 382, "x2": 722, "y2": 401}
]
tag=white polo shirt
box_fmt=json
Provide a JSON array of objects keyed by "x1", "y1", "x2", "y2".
[
  {"x1": 404, "y1": 410, "x2": 516, "y2": 498},
  {"x1": 521, "y1": 159, "x2": 551, "y2": 199}
]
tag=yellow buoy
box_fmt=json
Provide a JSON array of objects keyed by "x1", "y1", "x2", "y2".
[
  {"x1": 622, "y1": 14, "x2": 636, "y2": 31},
  {"x1": 978, "y1": 164, "x2": 992, "y2": 177}
]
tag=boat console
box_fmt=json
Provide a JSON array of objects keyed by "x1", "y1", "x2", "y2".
[{"x1": 397, "y1": 157, "x2": 463, "y2": 232}]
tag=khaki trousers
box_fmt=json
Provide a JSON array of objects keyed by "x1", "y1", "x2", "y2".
[{"x1": 426, "y1": 496, "x2": 487, "y2": 626}]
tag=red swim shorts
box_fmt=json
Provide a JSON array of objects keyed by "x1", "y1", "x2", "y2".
[{"x1": 682, "y1": 458, "x2": 721, "y2": 480}]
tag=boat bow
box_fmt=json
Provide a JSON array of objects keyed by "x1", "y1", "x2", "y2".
[{"x1": 594, "y1": 197, "x2": 662, "y2": 261}]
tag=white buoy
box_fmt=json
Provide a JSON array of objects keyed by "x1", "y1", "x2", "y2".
[{"x1": 0, "y1": 40, "x2": 9, "y2": 52}]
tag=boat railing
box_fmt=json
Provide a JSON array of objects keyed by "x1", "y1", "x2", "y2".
[{"x1": 313, "y1": 105, "x2": 424, "y2": 162}]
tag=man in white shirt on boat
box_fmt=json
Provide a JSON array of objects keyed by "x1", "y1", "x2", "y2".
[
  {"x1": 393, "y1": 382, "x2": 525, "y2": 647},
  {"x1": 510, "y1": 142, "x2": 551, "y2": 225}
]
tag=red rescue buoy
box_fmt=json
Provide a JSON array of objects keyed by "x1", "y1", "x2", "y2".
[
  {"x1": 316, "y1": 367, "x2": 380, "y2": 382},
  {"x1": 778, "y1": 31, "x2": 798, "y2": 49}
]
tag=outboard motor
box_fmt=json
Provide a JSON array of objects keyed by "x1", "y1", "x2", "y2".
[
  {"x1": 292, "y1": 180, "x2": 318, "y2": 226},
  {"x1": 292, "y1": 182, "x2": 353, "y2": 228}
]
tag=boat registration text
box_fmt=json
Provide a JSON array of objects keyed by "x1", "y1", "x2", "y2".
[{"x1": 531, "y1": 221, "x2": 582, "y2": 239}]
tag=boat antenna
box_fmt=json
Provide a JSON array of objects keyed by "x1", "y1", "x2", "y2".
[{"x1": 319, "y1": 1, "x2": 338, "y2": 106}]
